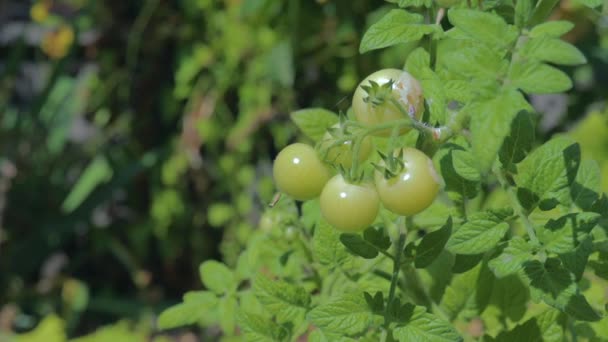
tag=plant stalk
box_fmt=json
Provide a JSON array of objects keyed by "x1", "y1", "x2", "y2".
[
  {"x1": 493, "y1": 166, "x2": 540, "y2": 246},
  {"x1": 384, "y1": 219, "x2": 407, "y2": 328}
]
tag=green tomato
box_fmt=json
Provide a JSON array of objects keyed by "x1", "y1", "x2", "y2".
[
  {"x1": 284, "y1": 226, "x2": 298, "y2": 241},
  {"x1": 273, "y1": 143, "x2": 331, "y2": 201},
  {"x1": 320, "y1": 123, "x2": 373, "y2": 168},
  {"x1": 320, "y1": 174, "x2": 380, "y2": 232},
  {"x1": 374, "y1": 148, "x2": 441, "y2": 216},
  {"x1": 352, "y1": 69, "x2": 424, "y2": 136}
]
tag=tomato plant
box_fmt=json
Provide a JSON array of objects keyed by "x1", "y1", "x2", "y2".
[{"x1": 158, "y1": 1, "x2": 608, "y2": 341}]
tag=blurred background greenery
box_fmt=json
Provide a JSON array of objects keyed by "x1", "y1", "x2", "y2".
[{"x1": 0, "y1": 0, "x2": 607, "y2": 340}]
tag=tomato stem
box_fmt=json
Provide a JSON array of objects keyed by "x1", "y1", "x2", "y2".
[
  {"x1": 384, "y1": 218, "x2": 407, "y2": 329},
  {"x1": 293, "y1": 229, "x2": 324, "y2": 289},
  {"x1": 493, "y1": 165, "x2": 540, "y2": 246},
  {"x1": 349, "y1": 135, "x2": 365, "y2": 182}
]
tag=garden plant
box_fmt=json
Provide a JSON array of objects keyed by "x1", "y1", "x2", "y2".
[
  {"x1": 157, "y1": 0, "x2": 608, "y2": 341},
  {"x1": 2, "y1": 0, "x2": 608, "y2": 341}
]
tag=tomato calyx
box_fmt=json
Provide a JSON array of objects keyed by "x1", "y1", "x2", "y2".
[
  {"x1": 360, "y1": 80, "x2": 397, "y2": 108},
  {"x1": 322, "y1": 119, "x2": 352, "y2": 146},
  {"x1": 362, "y1": 80, "x2": 419, "y2": 123},
  {"x1": 373, "y1": 150, "x2": 407, "y2": 179}
]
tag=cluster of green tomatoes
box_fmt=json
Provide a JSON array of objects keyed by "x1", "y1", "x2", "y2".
[{"x1": 273, "y1": 69, "x2": 442, "y2": 233}]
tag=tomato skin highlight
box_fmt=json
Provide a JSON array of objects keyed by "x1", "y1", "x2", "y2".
[
  {"x1": 320, "y1": 124, "x2": 373, "y2": 168},
  {"x1": 374, "y1": 148, "x2": 441, "y2": 216},
  {"x1": 273, "y1": 143, "x2": 332, "y2": 201},
  {"x1": 320, "y1": 175, "x2": 380, "y2": 232},
  {"x1": 352, "y1": 69, "x2": 424, "y2": 136}
]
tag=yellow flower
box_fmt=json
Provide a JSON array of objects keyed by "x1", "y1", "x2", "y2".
[
  {"x1": 30, "y1": 1, "x2": 51, "y2": 23},
  {"x1": 42, "y1": 25, "x2": 75, "y2": 59}
]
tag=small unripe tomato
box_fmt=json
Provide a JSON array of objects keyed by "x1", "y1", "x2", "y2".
[
  {"x1": 320, "y1": 174, "x2": 380, "y2": 232},
  {"x1": 284, "y1": 226, "x2": 298, "y2": 241},
  {"x1": 352, "y1": 69, "x2": 424, "y2": 136},
  {"x1": 374, "y1": 148, "x2": 441, "y2": 216},
  {"x1": 273, "y1": 143, "x2": 331, "y2": 201},
  {"x1": 320, "y1": 124, "x2": 373, "y2": 168}
]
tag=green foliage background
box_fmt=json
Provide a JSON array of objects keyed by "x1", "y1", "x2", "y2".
[{"x1": 1, "y1": 0, "x2": 608, "y2": 340}]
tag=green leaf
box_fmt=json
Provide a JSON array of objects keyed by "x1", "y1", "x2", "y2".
[
  {"x1": 529, "y1": 21, "x2": 574, "y2": 38},
  {"x1": 340, "y1": 234, "x2": 379, "y2": 259},
  {"x1": 494, "y1": 317, "x2": 541, "y2": 342},
  {"x1": 364, "y1": 226, "x2": 391, "y2": 250},
  {"x1": 470, "y1": 90, "x2": 531, "y2": 173},
  {"x1": 364, "y1": 291, "x2": 384, "y2": 314},
  {"x1": 488, "y1": 237, "x2": 534, "y2": 277},
  {"x1": 452, "y1": 253, "x2": 483, "y2": 274},
  {"x1": 494, "y1": 309, "x2": 564, "y2": 342},
  {"x1": 522, "y1": 37, "x2": 587, "y2": 66},
  {"x1": 434, "y1": 141, "x2": 479, "y2": 199},
  {"x1": 238, "y1": 290, "x2": 266, "y2": 316},
  {"x1": 302, "y1": 199, "x2": 322, "y2": 230},
  {"x1": 393, "y1": 305, "x2": 462, "y2": 342},
  {"x1": 510, "y1": 62, "x2": 572, "y2": 94},
  {"x1": 62, "y1": 156, "x2": 113, "y2": 213},
  {"x1": 448, "y1": 8, "x2": 518, "y2": 48},
  {"x1": 420, "y1": 79, "x2": 447, "y2": 125},
  {"x1": 571, "y1": 159, "x2": 601, "y2": 211},
  {"x1": 588, "y1": 259, "x2": 608, "y2": 280},
  {"x1": 307, "y1": 330, "x2": 360, "y2": 342},
  {"x1": 522, "y1": 258, "x2": 601, "y2": 321},
  {"x1": 590, "y1": 194, "x2": 608, "y2": 216},
  {"x1": 515, "y1": 137, "x2": 581, "y2": 211},
  {"x1": 17, "y1": 315, "x2": 65, "y2": 342},
  {"x1": 238, "y1": 311, "x2": 289, "y2": 342},
  {"x1": 499, "y1": 110, "x2": 536, "y2": 170},
  {"x1": 405, "y1": 49, "x2": 447, "y2": 124},
  {"x1": 387, "y1": 0, "x2": 434, "y2": 8},
  {"x1": 290, "y1": 108, "x2": 339, "y2": 142},
  {"x1": 253, "y1": 275, "x2": 311, "y2": 323},
  {"x1": 515, "y1": 0, "x2": 533, "y2": 28},
  {"x1": 444, "y1": 80, "x2": 473, "y2": 103},
  {"x1": 441, "y1": 263, "x2": 492, "y2": 321},
  {"x1": 360, "y1": 10, "x2": 439, "y2": 53},
  {"x1": 219, "y1": 295, "x2": 237, "y2": 334},
  {"x1": 307, "y1": 293, "x2": 373, "y2": 335},
  {"x1": 537, "y1": 212, "x2": 600, "y2": 254},
  {"x1": 386, "y1": 298, "x2": 414, "y2": 324},
  {"x1": 559, "y1": 237, "x2": 593, "y2": 281},
  {"x1": 452, "y1": 149, "x2": 480, "y2": 182},
  {"x1": 415, "y1": 217, "x2": 453, "y2": 268},
  {"x1": 405, "y1": 48, "x2": 432, "y2": 80},
  {"x1": 442, "y1": 45, "x2": 508, "y2": 80},
  {"x1": 489, "y1": 275, "x2": 529, "y2": 322},
  {"x1": 313, "y1": 219, "x2": 351, "y2": 266},
  {"x1": 535, "y1": 309, "x2": 566, "y2": 342},
  {"x1": 157, "y1": 291, "x2": 218, "y2": 329},
  {"x1": 424, "y1": 251, "x2": 456, "y2": 303},
  {"x1": 446, "y1": 209, "x2": 513, "y2": 255},
  {"x1": 267, "y1": 40, "x2": 294, "y2": 86},
  {"x1": 182, "y1": 290, "x2": 215, "y2": 303},
  {"x1": 579, "y1": 0, "x2": 603, "y2": 8},
  {"x1": 199, "y1": 260, "x2": 235, "y2": 294}
]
